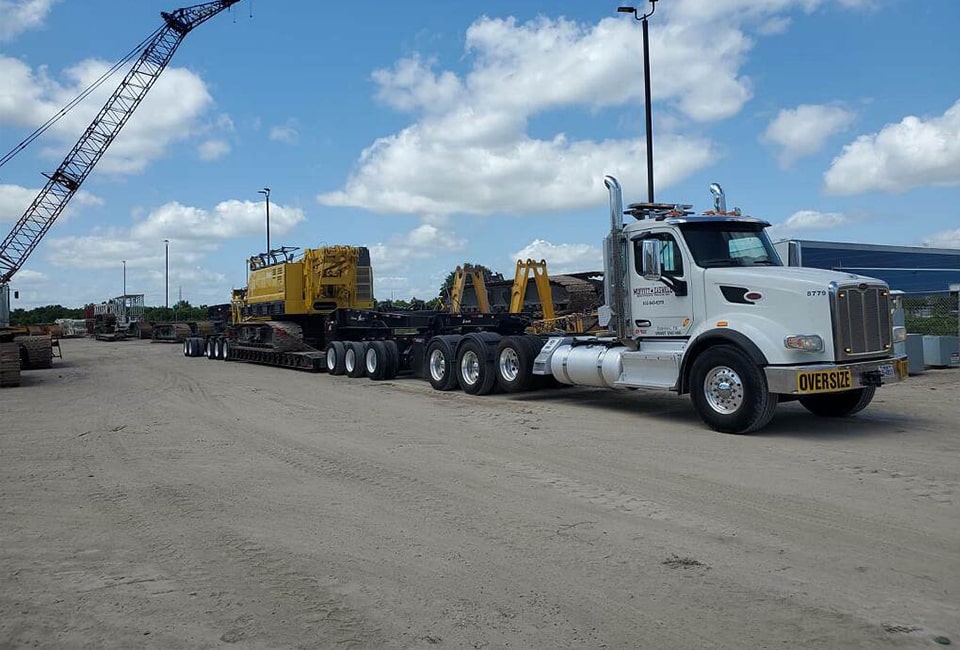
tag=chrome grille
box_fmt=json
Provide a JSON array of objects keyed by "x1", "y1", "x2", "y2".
[{"x1": 834, "y1": 284, "x2": 892, "y2": 360}]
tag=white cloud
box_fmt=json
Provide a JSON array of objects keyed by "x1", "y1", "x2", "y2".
[
  {"x1": 511, "y1": 239, "x2": 603, "y2": 274},
  {"x1": 0, "y1": 183, "x2": 101, "y2": 223},
  {"x1": 824, "y1": 99, "x2": 960, "y2": 195},
  {"x1": 0, "y1": 0, "x2": 59, "y2": 42},
  {"x1": 781, "y1": 210, "x2": 848, "y2": 230},
  {"x1": 0, "y1": 56, "x2": 214, "y2": 175},
  {"x1": 269, "y1": 121, "x2": 299, "y2": 145},
  {"x1": 763, "y1": 104, "x2": 855, "y2": 166},
  {"x1": 923, "y1": 229, "x2": 960, "y2": 250},
  {"x1": 321, "y1": 2, "x2": 872, "y2": 219},
  {"x1": 367, "y1": 221, "x2": 466, "y2": 275},
  {"x1": 131, "y1": 199, "x2": 305, "y2": 241},
  {"x1": 197, "y1": 139, "x2": 231, "y2": 161}
]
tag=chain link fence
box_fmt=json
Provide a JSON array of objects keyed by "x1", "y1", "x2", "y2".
[{"x1": 898, "y1": 291, "x2": 960, "y2": 336}]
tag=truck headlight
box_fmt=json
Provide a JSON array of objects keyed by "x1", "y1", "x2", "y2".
[
  {"x1": 892, "y1": 326, "x2": 907, "y2": 343},
  {"x1": 784, "y1": 335, "x2": 824, "y2": 352}
]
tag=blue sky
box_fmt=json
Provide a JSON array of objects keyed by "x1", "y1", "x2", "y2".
[{"x1": 1, "y1": 0, "x2": 958, "y2": 309}]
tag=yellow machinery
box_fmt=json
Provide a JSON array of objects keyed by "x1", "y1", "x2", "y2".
[
  {"x1": 509, "y1": 259, "x2": 555, "y2": 321},
  {"x1": 448, "y1": 264, "x2": 491, "y2": 314},
  {"x1": 231, "y1": 245, "x2": 374, "y2": 352},
  {"x1": 241, "y1": 245, "x2": 374, "y2": 318}
]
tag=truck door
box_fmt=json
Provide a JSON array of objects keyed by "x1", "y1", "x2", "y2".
[{"x1": 630, "y1": 231, "x2": 694, "y2": 337}]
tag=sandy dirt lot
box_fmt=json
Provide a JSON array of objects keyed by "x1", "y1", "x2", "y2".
[{"x1": 1, "y1": 338, "x2": 957, "y2": 649}]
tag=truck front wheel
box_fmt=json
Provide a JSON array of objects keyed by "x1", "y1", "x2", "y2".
[
  {"x1": 799, "y1": 387, "x2": 875, "y2": 417},
  {"x1": 690, "y1": 345, "x2": 778, "y2": 434}
]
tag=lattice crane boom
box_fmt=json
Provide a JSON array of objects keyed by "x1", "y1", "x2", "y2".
[{"x1": 0, "y1": 1, "x2": 241, "y2": 285}]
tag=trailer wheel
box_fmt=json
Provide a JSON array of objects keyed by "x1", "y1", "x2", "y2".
[
  {"x1": 799, "y1": 387, "x2": 875, "y2": 417},
  {"x1": 496, "y1": 336, "x2": 537, "y2": 393},
  {"x1": 425, "y1": 337, "x2": 459, "y2": 391},
  {"x1": 218, "y1": 338, "x2": 229, "y2": 360},
  {"x1": 689, "y1": 345, "x2": 778, "y2": 434},
  {"x1": 365, "y1": 341, "x2": 388, "y2": 380},
  {"x1": 206, "y1": 338, "x2": 216, "y2": 359},
  {"x1": 183, "y1": 339, "x2": 190, "y2": 357},
  {"x1": 457, "y1": 338, "x2": 498, "y2": 395},
  {"x1": 384, "y1": 340, "x2": 400, "y2": 379},
  {"x1": 325, "y1": 341, "x2": 346, "y2": 375},
  {"x1": 345, "y1": 341, "x2": 367, "y2": 378}
]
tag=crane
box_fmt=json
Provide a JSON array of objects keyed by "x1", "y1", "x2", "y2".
[{"x1": 0, "y1": 0, "x2": 242, "y2": 328}]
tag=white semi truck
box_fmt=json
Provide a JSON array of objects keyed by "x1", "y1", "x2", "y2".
[{"x1": 527, "y1": 176, "x2": 908, "y2": 433}]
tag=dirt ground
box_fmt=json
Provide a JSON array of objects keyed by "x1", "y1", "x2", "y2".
[{"x1": 1, "y1": 338, "x2": 957, "y2": 649}]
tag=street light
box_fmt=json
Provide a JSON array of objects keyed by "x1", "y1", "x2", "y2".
[
  {"x1": 122, "y1": 259, "x2": 126, "y2": 296},
  {"x1": 258, "y1": 187, "x2": 271, "y2": 255},
  {"x1": 618, "y1": 0, "x2": 659, "y2": 203},
  {"x1": 164, "y1": 239, "x2": 169, "y2": 309}
]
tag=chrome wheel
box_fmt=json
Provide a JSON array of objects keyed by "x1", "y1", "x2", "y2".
[
  {"x1": 345, "y1": 348, "x2": 356, "y2": 374},
  {"x1": 703, "y1": 365, "x2": 744, "y2": 414},
  {"x1": 498, "y1": 347, "x2": 520, "y2": 383},
  {"x1": 365, "y1": 347, "x2": 378, "y2": 375},
  {"x1": 429, "y1": 348, "x2": 446, "y2": 383},
  {"x1": 460, "y1": 350, "x2": 481, "y2": 387}
]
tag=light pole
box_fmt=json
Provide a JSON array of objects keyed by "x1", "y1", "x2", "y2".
[
  {"x1": 122, "y1": 260, "x2": 126, "y2": 296},
  {"x1": 618, "y1": 0, "x2": 659, "y2": 203},
  {"x1": 258, "y1": 187, "x2": 271, "y2": 255},
  {"x1": 164, "y1": 239, "x2": 169, "y2": 309}
]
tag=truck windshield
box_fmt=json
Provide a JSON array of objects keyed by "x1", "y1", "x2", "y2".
[{"x1": 679, "y1": 222, "x2": 782, "y2": 268}]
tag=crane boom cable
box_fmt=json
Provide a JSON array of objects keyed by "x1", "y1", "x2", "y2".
[{"x1": 0, "y1": 26, "x2": 163, "y2": 171}]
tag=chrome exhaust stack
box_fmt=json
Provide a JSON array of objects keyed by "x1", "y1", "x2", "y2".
[
  {"x1": 603, "y1": 175, "x2": 634, "y2": 346},
  {"x1": 709, "y1": 182, "x2": 726, "y2": 213}
]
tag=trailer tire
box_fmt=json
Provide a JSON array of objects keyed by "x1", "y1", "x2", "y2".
[
  {"x1": 425, "y1": 336, "x2": 459, "y2": 391},
  {"x1": 218, "y1": 338, "x2": 229, "y2": 360},
  {"x1": 799, "y1": 387, "x2": 875, "y2": 417},
  {"x1": 345, "y1": 341, "x2": 367, "y2": 378},
  {"x1": 206, "y1": 338, "x2": 217, "y2": 359},
  {"x1": 384, "y1": 340, "x2": 400, "y2": 379},
  {"x1": 365, "y1": 341, "x2": 388, "y2": 380},
  {"x1": 325, "y1": 341, "x2": 347, "y2": 375},
  {"x1": 496, "y1": 336, "x2": 538, "y2": 393},
  {"x1": 690, "y1": 345, "x2": 778, "y2": 434},
  {"x1": 457, "y1": 337, "x2": 498, "y2": 395}
]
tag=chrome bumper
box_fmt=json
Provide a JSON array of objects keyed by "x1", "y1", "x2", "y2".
[{"x1": 765, "y1": 355, "x2": 908, "y2": 395}]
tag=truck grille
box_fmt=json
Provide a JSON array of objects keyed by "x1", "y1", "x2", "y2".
[{"x1": 834, "y1": 283, "x2": 891, "y2": 360}]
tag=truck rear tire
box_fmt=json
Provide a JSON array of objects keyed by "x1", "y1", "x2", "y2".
[
  {"x1": 690, "y1": 345, "x2": 778, "y2": 434},
  {"x1": 206, "y1": 338, "x2": 217, "y2": 359},
  {"x1": 345, "y1": 341, "x2": 367, "y2": 378},
  {"x1": 325, "y1": 341, "x2": 346, "y2": 375},
  {"x1": 425, "y1": 336, "x2": 459, "y2": 391},
  {"x1": 496, "y1": 336, "x2": 538, "y2": 393},
  {"x1": 457, "y1": 338, "x2": 498, "y2": 395},
  {"x1": 384, "y1": 340, "x2": 400, "y2": 379},
  {"x1": 365, "y1": 341, "x2": 388, "y2": 380},
  {"x1": 799, "y1": 387, "x2": 875, "y2": 417}
]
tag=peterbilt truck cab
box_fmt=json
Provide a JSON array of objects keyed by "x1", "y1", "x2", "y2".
[{"x1": 533, "y1": 175, "x2": 908, "y2": 434}]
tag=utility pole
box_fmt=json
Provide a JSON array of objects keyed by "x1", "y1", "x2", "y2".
[
  {"x1": 164, "y1": 239, "x2": 169, "y2": 309},
  {"x1": 122, "y1": 259, "x2": 126, "y2": 296},
  {"x1": 618, "y1": 0, "x2": 659, "y2": 203},
  {"x1": 258, "y1": 187, "x2": 271, "y2": 255}
]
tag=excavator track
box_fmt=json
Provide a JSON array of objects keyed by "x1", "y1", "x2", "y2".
[
  {"x1": 17, "y1": 335, "x2": 53, "y2": 369},
  {"x1": 0, "y1": 341, "x2": 20, "y2": 387},
  {"x1": 228, "y1": 321, "x2": 325, "y2": 372}
]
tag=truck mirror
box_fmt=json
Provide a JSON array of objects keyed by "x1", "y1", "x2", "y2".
[{"x1": 641, "y1": 239, "x2": 662, "y2": 280}]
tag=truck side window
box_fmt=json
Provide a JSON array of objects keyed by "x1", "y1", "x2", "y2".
[{"x1": 634, "y1": 234, "x2": 683, "y2": 276}]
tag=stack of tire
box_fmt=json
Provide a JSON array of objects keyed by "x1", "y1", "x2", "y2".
[
  {"x1": 17, "y1": 335, "x2": 53, "y2": 370},
  {"x1": 0, "y1": 341, "x2": 20, "y2": 388}
]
